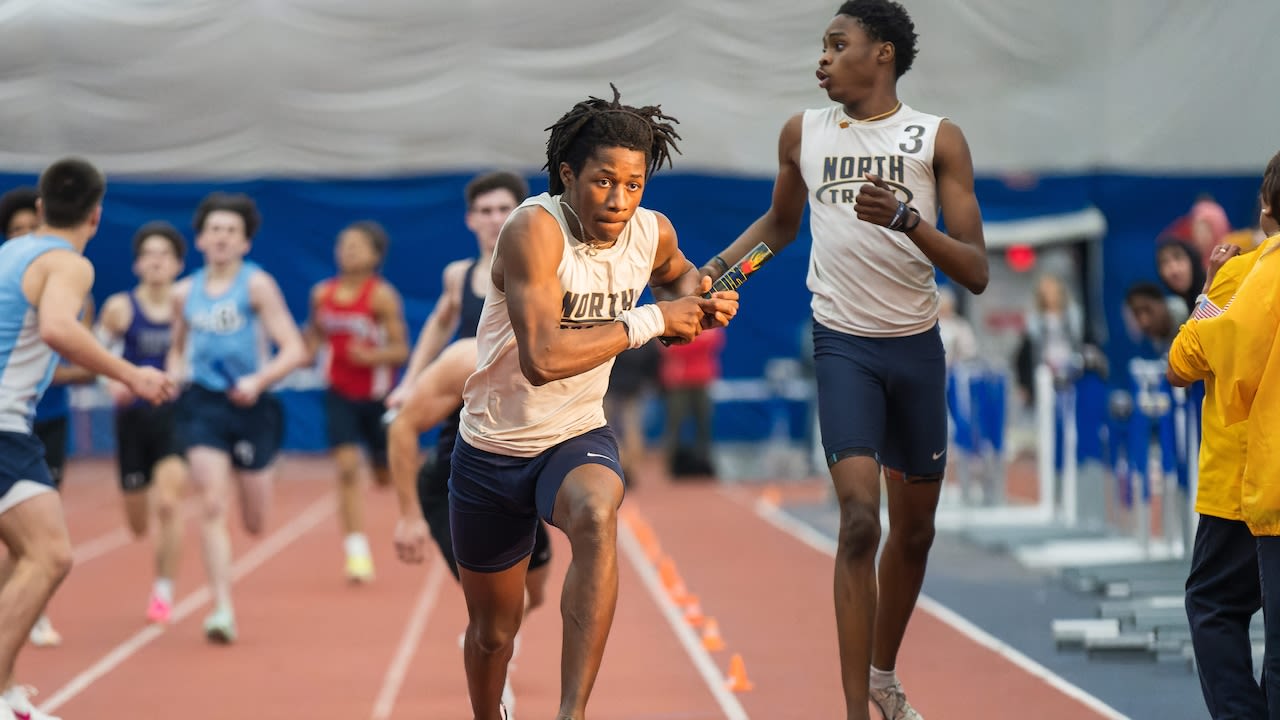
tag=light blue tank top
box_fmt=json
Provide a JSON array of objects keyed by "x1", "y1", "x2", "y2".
[
  {"x1": 184, "y1": 262, "x2": 264, "y2": 391},
  {"x1": 0, "y1": 234, "x2": 76, "y2": 433}
]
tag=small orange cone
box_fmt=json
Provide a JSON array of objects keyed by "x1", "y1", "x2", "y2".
[
  {"x1": 658, "y1": 557, "x2": 689, "y2": 603},
  {"x1": 760, "y1": 486, "x2": 782, "y2": 508},
  {"x1": 683, "y1": 595, "x2": 705, "y2": 627},
  {"x1": 724, "y1": 653, "x2": 754, "y2": 692},
  {"x1": 701, "y1": 617, "x2": 725, "y2": 652},
  {"x1": 642, "y1": 538, "x2": 663, "y2": 563}
]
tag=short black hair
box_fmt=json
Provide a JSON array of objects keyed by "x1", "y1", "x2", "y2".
[
  {"x1": 193, "y1": 191, "x2": 261, "y2": 238},
  {"x1": 37, "y1": 157, "x2": 106, "y2": 229},
  {"x1": 465, "y1": 171, "x2": 529, "y2": 209},
  {"x1": 1262, "y1": 150, "x2": 1280, "y2": 219},
  {"x1": 0, "y1": 186, "x2": 38, "y2": 238},
  {"x1": 837, "y1": 0, "x2": 919, "y2": 78},
  {"x1": 343, "y1": 220, "x2": 390, "y2": 262},
  {"x1": 1125, "y1": 281, "x2": 1166, "y2": 305},
  {"x1": 543, "y1": 83, "x2": 682, "y2": 195},
  {"x1": 132, "y1": 221, "x2": 186, "y2": 261}
]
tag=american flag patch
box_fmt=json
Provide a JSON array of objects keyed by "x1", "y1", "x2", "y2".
[{"x1": 1192, "y1": 294, "x2": 1235, "y2": 320}]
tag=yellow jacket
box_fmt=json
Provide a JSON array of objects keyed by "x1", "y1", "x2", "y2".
[
  {"x1": 1167, "y1": 247, "x2": 1262, "y2": 521},
  {"x1": 1168, "y1": 236, "x2": 1280, "y2": 534}
]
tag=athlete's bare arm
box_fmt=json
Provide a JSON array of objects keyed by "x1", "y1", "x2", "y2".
[
  {"x1": 702, "y1": 113, "x2": 809, "y2": 274},
  {"x1": 165, "y1": 280, "x2": 191, "y2": 384},
  {"x1": 300, "y1": 282, "x2": 328, "y2": 365},
  {"x1": 648, "y1": 213, "x2": 737, "y2": 329},
  {"x1": 648, "y1": 212, "x2": 701, "y2": 300},
  {"x1": 498, "y1": 207, "x2": 728, "y2": 385},
  {"x1": 354, "y1": 281, "x2": 410, "y2": 367},
  {"x1": 405, "y1": 261, "x2": 467, "y2": 377},
  {"x1": 857, "y1": 120, "x2": 989, "y2": 294},
  {"x1": 51, "y1": 294, "x2": 99, "y2": 385},
  {"x1": 26, "y1": 252, "x2": 173, "y2": 404},
  {"x1": 231, "y1": 270, "x2": 307, "y2": 406},
  {"x1": 97, "y1": 291, "x2": 139, "y2": 405},
  {"x1": 96, "y1": 291, "x2": 134, "y2": 341},
  {"x1": 389, "y1": 338, "x2": 477, "y2": 564}
]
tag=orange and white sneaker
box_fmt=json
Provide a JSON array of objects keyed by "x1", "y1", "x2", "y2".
[
  {"x1": 2, "y1": 685, "x2": 61, "y2": 720},
  {"x1": 27, "y1": 616, "x2": 60, "y2": 648},
  {"x1": 145, "y1": 591, "x2": 173, "y2": 625}
]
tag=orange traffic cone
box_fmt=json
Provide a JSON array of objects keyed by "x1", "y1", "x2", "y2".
[
  {"x1": 701, "y1": 617, "x2": 725, "y2": 652},
  {"x1": 759, "y1": 486, "x2": 782, "y2": 508},
  {"x1": 683, "y1": 595, "x2": 705, "y2": 627},
  {"x1": 724, "y1": 653, "x2": 754, "y2": 692},
  {"x1": 658, "y1": 557, "x2": 689, "y2": 603}
]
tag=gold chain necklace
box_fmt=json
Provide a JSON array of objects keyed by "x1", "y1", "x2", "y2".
[{"x1": 839, "y1": 100, "x2": 902, "y2": 128}]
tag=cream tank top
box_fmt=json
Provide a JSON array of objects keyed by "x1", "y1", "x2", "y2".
[
  {"x1": 799, "y1": 103, "x2": 945, "y2": 337},
  {"x1": 458, "y1": 192, "x2": 660, "y2": 457}
]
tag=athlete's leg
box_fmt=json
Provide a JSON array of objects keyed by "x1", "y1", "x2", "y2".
[
  {"x1": 370, "y1": 463, "x2": 392, "y2": 489},
  {"x1": 327, "y1": 388, "x2": 373, "y2": 576},
  {"x1": 524, "y1": 520, "x2": 553, "y2": 613},
  {"x1": 830, "y1": 455, "x2": 882, "y2": 719},
  {"x1": 234, "y1": 465, "x2": 275, "y2": 537},
  {"x1": 116, "y1": 408, "x2": 151, "y2": 538},
  {"x1": 229, "y1": 394, "x2": 287, "y2": 539},
  {"x1": 188, "y1": 447, "x2": 236, "y2": 612},
  {"x1": 812, "y1": 321, "x2": 889, "y2": 720},
  {"x1": 121, "y1": 490, "x2": 150, "y2": 538},
  {"x1": 333, "y1": 443, "x2": 365, "y2": 540},
  {"x1": 450, "y1": 430, "x2": 539, "y2": 720},
  {"x1": 0, "y1": 492, "x2": 72, "y2": 689},
  {"x1": 459, "y1": 560, "x2": 530, "y2": 720},
  {"x1": 871, "y1": 472, "x2": 941, "y2": 671},
  {"x1": 546, "y1": 452, "x2": 626, "y2": 719},
  {"x1": 151, "y1": 456, "x2": 187, "y2": 588},
  {"x1": 361, "y1": 400, "x2": 393, "y2": 490},
  {"x1": 872, "y1": 327, "x2": 948, "y2": 673}
]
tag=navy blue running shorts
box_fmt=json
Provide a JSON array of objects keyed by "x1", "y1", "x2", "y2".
[
  {"x1": 811, "y1": 319, "x2": 948, "y2": 480},
  {"x1": 448, "y1": 425, "x2": 623, "y2": 573}
]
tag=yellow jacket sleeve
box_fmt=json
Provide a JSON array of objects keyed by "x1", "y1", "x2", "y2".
[
  {"x1": 1195, "y1": 245, "x2": 1280, "y2": 425},
  {"x1": 1168, "y1": 249, "x2": 1261, "y2": 385},
  {"x1": 1168, "y1": 319, "x2": 1210, "y2": 383}
]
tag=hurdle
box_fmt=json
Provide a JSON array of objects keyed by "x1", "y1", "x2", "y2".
[
  {"x1": 1049, "y1": 358, "x2": 1204, "y2": 666},
  {"x1": 945, "y1": 356, "x2": 1114, "y2": 554}
]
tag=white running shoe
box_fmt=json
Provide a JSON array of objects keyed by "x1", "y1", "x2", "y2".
[
  {"x1": 203, "y1": 606, "x2": 237, "y2": 644},
  {"x1": 869, "y1": 679, "x2": 923, "y2": 720},
  {"x1": 501, "y1": 677, "x2": 516, "y2": 717},
  {"x1": 27, "y1": 616, "x2": 60, "y2": 648},
  {"x1": 2, "y1": 685, "x2": 61, "y2": 720}
]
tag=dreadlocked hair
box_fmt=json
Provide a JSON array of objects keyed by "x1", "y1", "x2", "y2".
[{"x1": 542, "y1": 83, "x2": 682, "y2": 195}]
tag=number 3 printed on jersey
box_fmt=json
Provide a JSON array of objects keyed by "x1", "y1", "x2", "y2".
[{"x1": 899, "y1": 125, "x2": 924, "y2": 154}]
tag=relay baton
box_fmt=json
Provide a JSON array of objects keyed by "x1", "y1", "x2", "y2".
[{"x1": 657, "y1": 242, "x2": 775, "y2": 346}]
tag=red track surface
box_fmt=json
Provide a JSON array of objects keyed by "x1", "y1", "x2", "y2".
[{"x1": 13, "y1": 455, "x2": 1119, "y2": 719}]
